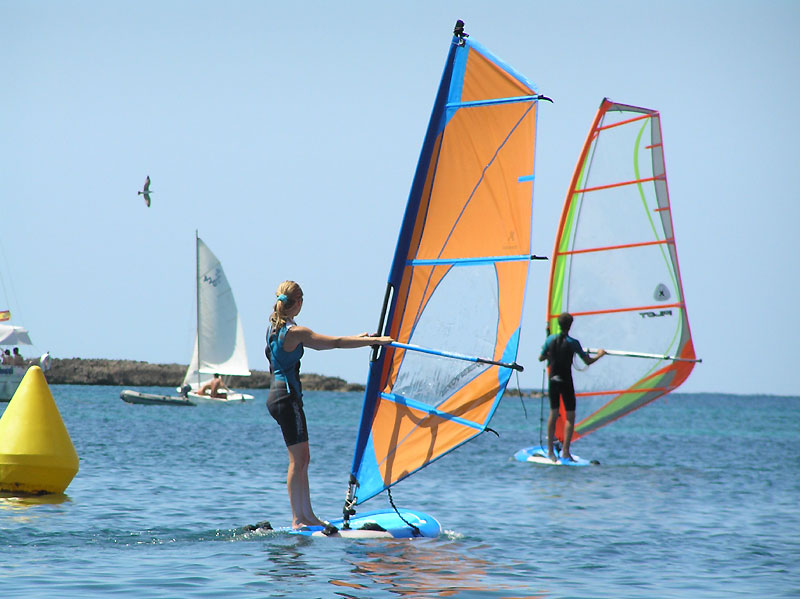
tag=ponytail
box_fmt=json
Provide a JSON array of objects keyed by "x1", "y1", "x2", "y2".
[{"x1": 269, "y1": 280, "x2": 302, "y2": 331}]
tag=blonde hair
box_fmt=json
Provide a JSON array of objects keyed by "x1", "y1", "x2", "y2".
[{"x1": 269, "y1": 280, "x2": 303, "y2": 331}]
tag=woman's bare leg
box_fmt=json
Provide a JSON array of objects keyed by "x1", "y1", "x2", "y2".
[{"x1": 287, "y1": 442, "x2": 325, "y2": 528}]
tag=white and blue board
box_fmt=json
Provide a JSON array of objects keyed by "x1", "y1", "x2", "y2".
[
  {"x1": 243, "y1": 508, "x2": 441, "y2": 539},
  {"x1": 514, "y1": 445, "x2": 596, "y2": 467}
]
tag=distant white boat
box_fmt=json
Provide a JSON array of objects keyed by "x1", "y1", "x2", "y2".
[
  {"x1": 0, "y1": 323, "x2": 35, "y2": 402},
  {"x1": 179, "y1": 232, "x2": 253, "y2": 404}
]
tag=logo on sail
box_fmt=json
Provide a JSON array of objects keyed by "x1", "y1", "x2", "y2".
[
  {"x1": 639, "y1": 309, "x2": 673, "y2": 318},
  {"x1": 654, "y1": 283, "x2": 671, "y2": 301},
  {"x1": 203, "y1": 269, "x2": 222, "y2": 287}
]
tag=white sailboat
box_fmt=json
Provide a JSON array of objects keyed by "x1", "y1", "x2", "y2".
[{"x1": 179, "y1": 232, "x2": 253, "y2": 403}]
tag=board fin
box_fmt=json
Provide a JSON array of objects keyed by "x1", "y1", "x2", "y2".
[{"x1": 358, "y1": 521, "x2": 387, "y2": 532}]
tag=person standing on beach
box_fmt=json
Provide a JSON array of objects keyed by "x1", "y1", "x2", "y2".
[
  {"x1": 265, "y1": 280, "x2": 393, "y2": 533},
  {"x1": 539, "y1": 312, "x2": 606, "y2": 462}
]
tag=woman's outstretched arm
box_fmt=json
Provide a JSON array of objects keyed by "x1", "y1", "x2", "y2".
[{"x1": 284, "y1": 327, "x2": 393, "y2": 352}]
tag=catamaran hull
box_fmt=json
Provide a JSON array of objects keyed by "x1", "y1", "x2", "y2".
[
  {"x1": 185, "y1": 391, "x2": 253, "y2": 404},
  {"x1": 514, "y1": 445, "x2": 595, "y2": 466},
  {"x1": 120, "y1": 390, "x2": 195, "y2": 407},
  {"x1": 246, "y1": 508, "x2": 442, "y2": 539},
  {"x1": 0, "y1": 365, "x2": 28, "y2": 402}
]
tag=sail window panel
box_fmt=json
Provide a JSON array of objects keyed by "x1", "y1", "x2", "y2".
[
  {"x1": 575, "y1": 309, "x2": 686, "y2": 362},
  {"x1": 414, "y1": 104, "x2": 535, "y2": 262},
  {"x1": 392, "y1": 264, "x2": 498, "y2": 407},
  {"x1": 569, "y1": 182, "x2": 664, "y2": 252},
  {"x1": 580, "y1": 118, "x2": 657, "y2": 194},
  {"x1": 568, "y1": 309, "x2": 686, "y2": 394},
  {"x1": 434, "y1": 368, "x2": 506, "y2": 425},
  {"x1": 460, "y1": 46, "x2": 536, "y2": 103},
  {"x1": 564, "y1": 241, "x2": 678, "y2": 315}
]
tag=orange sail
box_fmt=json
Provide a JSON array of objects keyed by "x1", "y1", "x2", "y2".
[{"x1": 345, "y1": 22, "x2": 547, "y2": 513}]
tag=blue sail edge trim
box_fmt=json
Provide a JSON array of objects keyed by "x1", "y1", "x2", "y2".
[
  {"x1": 408, "y1": 254, "x2": 531, "y2": 266},
  {"x1": 518, "y1": 174, "x2": 535, "y2": 182},
  {"x1": 379, "y1": 392, "x2": 485, "y2": 432}
]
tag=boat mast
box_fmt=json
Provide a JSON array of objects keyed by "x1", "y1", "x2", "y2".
[{"x1": 195, "y1": 229, "x2": 201, "y2": 390}]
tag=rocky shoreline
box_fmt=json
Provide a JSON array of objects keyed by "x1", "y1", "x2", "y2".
[
  {"x1": 43, "y1": 358, "x2": 364, "y2": 392},
  {"x1": 39, "y1": 358, "x2": 540, "y2": 396}
]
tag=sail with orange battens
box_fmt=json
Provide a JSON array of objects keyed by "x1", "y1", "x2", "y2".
[
  {"x1": 345, "y1": 21, "x2": 547, "y2": 513},
  {"x1": 549, "y1": 98, "x2": 699, "y2": 444}
]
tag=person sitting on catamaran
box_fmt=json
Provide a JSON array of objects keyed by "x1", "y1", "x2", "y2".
[
  {"x1": 197, "y1": 373, "x2": 228, "y2": 398},
  {"x1": 265, "y1": 280, "x2": 393, "y2": 534},
  {"x1": 12, "y1": 347, "x2": 25, "y2": 366},
  {"x1": 539, "y1": 312, "x2": 606, "y2": 463}
]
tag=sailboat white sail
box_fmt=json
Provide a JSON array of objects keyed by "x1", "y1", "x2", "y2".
[{"x1": 181, "y1": 233, "x2": 253, "y2": 403}]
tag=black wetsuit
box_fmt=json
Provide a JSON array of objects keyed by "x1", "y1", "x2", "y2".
[
  {"x1": 540, "y1": 333, "x2": 589, "y2": 412},
  {"x1": 265, "y1": 324, "x2": 307, "y2": 446}
]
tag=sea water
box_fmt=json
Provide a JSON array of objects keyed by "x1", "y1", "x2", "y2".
[{"x1": 1, "y1": 386, "x2": 798, "y2": 598}]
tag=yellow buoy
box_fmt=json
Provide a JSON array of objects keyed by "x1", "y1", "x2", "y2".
[{"x1": 0, "y1": 366, "x2": 79, "y2": 494}]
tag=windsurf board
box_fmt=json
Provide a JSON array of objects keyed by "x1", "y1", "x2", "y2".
[
  {"x1": 242, "y1": 508, "x2": 441, "y2": 539},
  {"x1": 514, "y1": 445, "x2": 597, "y2": 466}
]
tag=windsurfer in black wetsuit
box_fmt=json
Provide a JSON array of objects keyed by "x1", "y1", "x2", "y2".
[{"x1": 539, "y1": 312, "x2": 606, "y2": 462}]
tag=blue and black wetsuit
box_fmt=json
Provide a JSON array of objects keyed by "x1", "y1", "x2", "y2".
[
  {"x1": 265, "y1": 323, "x2": 307, "y2": 447},
  {"x1": 540, "y1": 333, "x2": 590, "y2": 412}
]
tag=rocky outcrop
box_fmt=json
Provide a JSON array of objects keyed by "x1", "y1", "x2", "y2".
[{"x1": 43, "y1": 358, "x2": 364, "y2": 392}]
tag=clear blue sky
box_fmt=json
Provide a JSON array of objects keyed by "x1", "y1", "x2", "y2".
[{"x1": 2, "y1": 1, "x2": 798, "y2": 396}]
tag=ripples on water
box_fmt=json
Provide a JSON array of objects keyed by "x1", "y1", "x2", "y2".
[{"x1": 1, "y1": 387, "x2": 798, "y2": 598}]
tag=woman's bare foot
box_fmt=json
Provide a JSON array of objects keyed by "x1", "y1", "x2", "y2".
[{"x1": 292, "y1": 517, "x2": 327, "y2": 530}]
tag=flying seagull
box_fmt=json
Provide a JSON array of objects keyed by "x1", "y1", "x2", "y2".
[{"x1": 138, "y1": 176, "x2": 152, "y2": 207}]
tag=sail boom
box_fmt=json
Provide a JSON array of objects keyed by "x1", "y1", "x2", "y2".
[
  {"x1": 196, "y1": 366, "x2": 252, "y2": 376},
  {"x1": 408, "y1": 254, "x2": 533, "y2": 266},
  {"x1": 446, "y1": 94, "x2": 543, "y2": 109},
  {"x1": 585, "y1": 348, "x2": 702, "y2": 363},
  {"x1": 389, "y1": 342, "x2": 524, "y2": 371}
]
